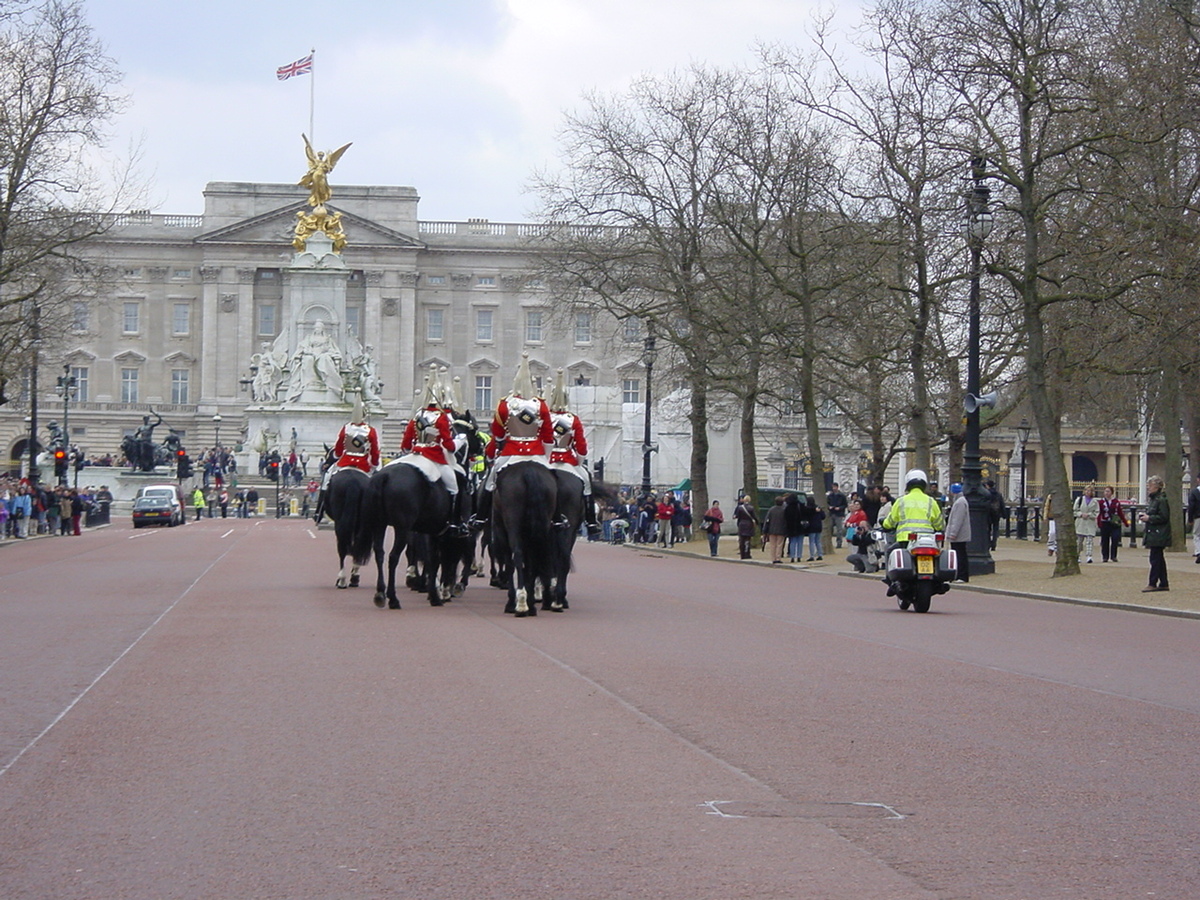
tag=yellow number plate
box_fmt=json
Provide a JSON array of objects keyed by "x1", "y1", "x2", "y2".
[{"x1": 916, "y1": 556, "x2": 935, "y2": 575}]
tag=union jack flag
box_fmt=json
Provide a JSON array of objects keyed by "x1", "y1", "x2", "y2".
[{"x1": 277, "y1": 53, "x2": 313, "y2": 81}]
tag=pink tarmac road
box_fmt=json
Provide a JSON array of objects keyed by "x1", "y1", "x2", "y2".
[{"x1": 1, "y1": 517, "x2": 1198, "y2": 899}]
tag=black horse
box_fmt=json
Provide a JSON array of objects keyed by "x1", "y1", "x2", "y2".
[
  {"x1": 324, "y1": 466, "x2": 377, "y2": 589},
  {"x1": 368, "y1": 461, "x2": 457, "y2": 609},
  {"x1": 492, "y1": 462, "x2": 559, "y2": 617},
  {"x1": 545, "y1": 473, "x2": 615, "y2": 612}
]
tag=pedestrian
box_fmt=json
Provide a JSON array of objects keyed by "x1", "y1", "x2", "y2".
[
  {"x1": 783, "y1": 492, "x2": 807, "y2": 563},
  {"x1": 734, "y1": 495, "x2": 758, "y2": 560},
  {"x1": 192, "y1": 485, "x2": 205, "y2": 521},
  {"x1": 218, "y1": 488, "x2": 230, "y2": 518},
  {"x1": 702, "y1": 499, "x2": 724, "y2": 557},
  {"x1": 656, "y1": 492, "x2": 675, "y2": 548},
  {"x1": 1188, "y1": 478, "x2": 1200, "y2": 563},
  {"x1": 764, "y1": 495, "x2": 788, "y2": 564},
  {"x1": 69, "y1": 489, "x2": 84, "y2": 536},
  {"x1": 1043, "y1": 491, "x2": 1057, "y2": 556},
  {"x1": 1139, "y1": 475, "x2": 1171, "y2": 592},
  {"x1": 985, "y1": 480, "x2": 1006, "y2": 550},
  {"x1": 58, "y1": 490, "x2": 72, "y2": 536},
  {"x1": 1098, "y1": 485, "x2": 1129, "y2": 562},
  {"x1": 1073, "y1": 484, "x2": 1100, "y2": 563},
  {"x1": 826, "y1": 483, "x2": 847, "y2": 549},
  {"x1": 805, "y1": 496, "x2": 825, "y2": 561},
  {"x1": 945, "y1": 482, "x2": 971, "y2": 583}
]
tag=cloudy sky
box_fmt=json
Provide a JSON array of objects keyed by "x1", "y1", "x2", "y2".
[{"x1": 86, "y1": 0, "x2": 864, "y2": 223}]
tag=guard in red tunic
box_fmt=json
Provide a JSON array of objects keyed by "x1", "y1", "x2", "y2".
[
  {"x1": 315, "y1": 394, "x2": 379, "y2": 522},
  {"x1": 548, "y1": 368, "x2": 601, "y2": 535},
  {"x1": 396, "y1": 366, "x2": 467, "y2": 532},
  {"x1": 472, "y1": 351, "x2": 552, "y2": 527}
]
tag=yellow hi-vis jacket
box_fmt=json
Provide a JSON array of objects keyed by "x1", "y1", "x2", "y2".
[{"x1": 882, "y1": 487, "x2": 945, "y2": 536}]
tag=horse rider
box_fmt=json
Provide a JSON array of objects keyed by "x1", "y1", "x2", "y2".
[
  {"x1": 314, "y1": 393, "x2": 379, "y2": 523},
  {"x1": 548, "y1": 368, "x2": 602, "y2": 536},
  {"x1": 398, "y1": 366, "x2": 468, "y2": 534},
  {"x1": 471, "y1": 351, "x2": 554, "y2": 528}
]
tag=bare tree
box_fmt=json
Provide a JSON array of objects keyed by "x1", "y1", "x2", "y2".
[{"x1": 0, "y1": 0, "x2": 134, "y2": 404}]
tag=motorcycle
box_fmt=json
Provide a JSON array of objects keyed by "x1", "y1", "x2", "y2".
[{"x1": 884, "y1": 530, "x2": 957, "y2": 613}]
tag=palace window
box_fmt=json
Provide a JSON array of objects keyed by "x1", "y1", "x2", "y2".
[
  {"x1": 172, "y1": 302, "x2": 190, "y2": 336},
  {"x1": 427, "y1": 307, "x2": 445, "y2": 341},
  {"x1": 525, "y1": 310, "x2": 543, "y2": 343},
  {"x1": 171, "y1": 369, "x2": 190, "y2": 404},
  {"x1": 476, "y1": 309, "x2": 493, "y2": 343},
  {"x1": 257, "y1": 304, "x2": 276, "y2": 337},
  {"x1": 122, "y1": 301, "x2": 140, "y2": 334},
  {"x1": 120, "y1": 367, "x2": 139, "y2": 403},
  {"x1": 71, "y1": 301, "x2": 89, "y2": 332},
  {"x1": 71, "y1": 366, "x2": 89, "y2": 403},
  {"x1": 622, "y1": 378, "x2": 641, "y2": 404},
  {"x1": 575, "y1": 311, "x2": 592, "y2": 344},
  {"x1": 474, "y1": 374, "x2": 493, "y2": 411}
]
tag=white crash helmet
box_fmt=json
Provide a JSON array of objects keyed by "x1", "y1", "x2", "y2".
[{"x1": 903, "y1": 469, "x2": 929, "y2": 489}]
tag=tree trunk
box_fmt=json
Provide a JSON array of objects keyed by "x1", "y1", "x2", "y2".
[{"x1": 688, "y1": 373, "x2": 710, "y2": 513}]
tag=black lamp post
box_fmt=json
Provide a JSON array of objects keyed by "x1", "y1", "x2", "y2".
[
  {"x1": 963, "y1": 156, "x2": 995, "y2": 574},
  {"x1": 54, "y1": 365, "x2": 77, "y2": 487},
  {"x1": 640, "y1": 329, "x2": 658, "y2": 496},
  {"x1": 1016, "y1": 418, "x2": 1031, "y2": 539},
  {"x1": 213, "y1": 413, "x2": 222, "y2": 448}
]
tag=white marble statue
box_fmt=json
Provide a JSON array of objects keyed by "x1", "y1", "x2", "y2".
[
  {"x1": 251, "y1": 342, "x2": 285, "y2": 403},
  {"x1": 286, "y1": 320, "x2": 344, "y2": 403},
  {"x1": 355, "y1": 345, "x2": 383, "y2": 404}
]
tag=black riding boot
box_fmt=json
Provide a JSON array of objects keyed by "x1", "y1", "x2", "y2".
[
  {"x1": 469, "y1": 488, "x2": 491, "y2": 530},
  {"x1": 584, "y1": 495, "x2": 602, "y2": 537},
  {"x1": 313, "y1": 490, "x2": 326, "y2": 524}
]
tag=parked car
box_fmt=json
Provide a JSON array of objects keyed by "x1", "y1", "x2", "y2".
[{"x1": 133, "y1": 483, "x2": 186, "y2": 527}]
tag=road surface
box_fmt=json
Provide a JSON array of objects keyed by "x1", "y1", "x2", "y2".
[{"x1": 1, "y1": 517, "x2": 1197, "y2": 898}]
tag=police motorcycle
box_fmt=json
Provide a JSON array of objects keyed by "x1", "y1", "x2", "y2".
[
  {"x1": 880, "y1": 469, "x2": 958, "y2": 613},
  {"x1": 885, "y1": 531, "x2": 957, "y2": 613}
]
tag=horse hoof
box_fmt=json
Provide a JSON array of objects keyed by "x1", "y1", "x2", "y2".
[
  {"x1": 429, "y1": 598, "x2": 444, "y2": 607},
  {"x1": 388, "y1": 599, "x2": 401, "y2": 610},
  {"x1": 452, "y1": 584, "x2": 465, "y2": 597},
  {"x1": 373, "y1": 593, "x2": 386, "y2": 608},
  {"x1": 349, "y1": 575, "x2": 360, "y2": 587}
]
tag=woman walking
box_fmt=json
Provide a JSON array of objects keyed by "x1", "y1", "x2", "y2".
[
  {"x1": 1073, "y1": 484, "x2": 1100, "y2": 563},
  {"x1": 1139, "y1": 475, "x2": 1171, "y2": 592}
]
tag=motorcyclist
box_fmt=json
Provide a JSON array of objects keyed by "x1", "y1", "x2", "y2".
[{"x1": 881, "y1": 469, "x2": 945, "y2": 596}]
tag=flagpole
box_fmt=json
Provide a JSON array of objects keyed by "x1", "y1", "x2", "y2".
[{"x1": 309, "y1": 48, "x2": 316, "y2": 146}]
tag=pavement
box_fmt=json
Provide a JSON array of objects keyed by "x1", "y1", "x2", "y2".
[{"x1": 622, "y1": 530, "x2": 1200, "y2": 619}]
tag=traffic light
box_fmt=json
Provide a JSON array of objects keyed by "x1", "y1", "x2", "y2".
[
  {"x1": 176, "y1": 450, "x2": 192, "y2": 479},
  {"x1": 267, "y1": 454, "x2": 280, "y2": 482},
  {"x1": 53, "y1": 448, "x2": 67, "y2": 479},
  {"x1": 73, "y1": 448, "x2": 84, "y2": 472}
]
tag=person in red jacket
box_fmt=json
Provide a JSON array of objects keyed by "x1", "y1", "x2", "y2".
[
  {"x1": 548, "y1": 368, "x2": 601, "y2": 536},
  {"x1": 472, "y1": 352, "x2": 552, "y2": 528},
  {"x1": 314, "y1": 394, "x2": 380, "y2": 523},
  {"x1": 398, "y1": 366, "x2": 466, "y2": 532}
]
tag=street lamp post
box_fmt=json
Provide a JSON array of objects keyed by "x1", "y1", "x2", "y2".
[
  {"x1": 1016, "y1": 418, "x2": 1031, "y2": 539},
  {"x1": 640, "y1": 329, "x2": 658, "y2": 497},
  {"x1": 213, "y1": 413, "x2": 222, "y2": 448},
  {"x1": 963, "y1": 156, "x2": 995, "y2": 574},
  {"x1": 55, "y1": 365, "x2": 77, "y2": 487}
]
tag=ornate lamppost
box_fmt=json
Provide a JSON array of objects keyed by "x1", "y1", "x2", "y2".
[
  {"x1": 54, "y1": 364, "x2": 77, "y2": 487},
  {"x1": 963, "y1": 156, "x2": 995, "y2": 574},
  {"x1": 1016, "y1": 418, "x2": 1031, "y2": 539},
  {"x1": 640, "y1": 329, "x2": 658, "y2": 497},
  {"x1": 213, "y1": 413, "x2": 223, "y2": 448}
]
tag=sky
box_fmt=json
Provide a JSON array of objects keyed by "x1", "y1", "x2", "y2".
[{"x1": 84, "y1": 0, "x2": 866, "y2": 223}]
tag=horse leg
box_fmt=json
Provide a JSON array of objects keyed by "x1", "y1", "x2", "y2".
[
  {"x1": 336, "y1": 555, "x2": 349, "y2": 589},
  {"x1": 373, "y1": 532, "x2": 388, "y2": 607},
  {"x1": 386, "y1": 533, "x2": 406, "y2": 609},
  {"x1": 349, "y1": 564, "x2": 360, "y2": 588}
]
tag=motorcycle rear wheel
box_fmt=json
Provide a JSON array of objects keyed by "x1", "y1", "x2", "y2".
[{"x1": 912, "y1": 581, "x2": 934, "y2": 613}]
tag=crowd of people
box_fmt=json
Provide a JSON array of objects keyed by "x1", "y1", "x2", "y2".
[{"x1": 0, "y1": 479, "x2": 112, "y2": 540}]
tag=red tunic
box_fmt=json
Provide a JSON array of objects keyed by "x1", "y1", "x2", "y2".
[
  {"x1": 401, "y1": 407, "x2": 455, "y2": 466},
  {"x1": 333, "y1": 422, "x2": 379, "y2": 472},
  {"x1": 491, "y1": 396, "x2": 553, "y2": 458},
  {"x1": 549, "y1": 412, "x2": 588, "y2": 466}
]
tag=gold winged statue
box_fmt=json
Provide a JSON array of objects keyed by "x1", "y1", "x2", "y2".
[
  {"x1": 299, "y1": 134, "x2": 352, "y2": 210},
  {"x1": 294, "y1": 134, "x2": 352, "y2": 252}
]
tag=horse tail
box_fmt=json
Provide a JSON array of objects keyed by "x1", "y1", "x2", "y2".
[
  {"x1": 523, "y1": 466, "x2": 555, "y2": 577},
  {"x1": 353, "y1": 468, "x2": 385, "y2": 564}
]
